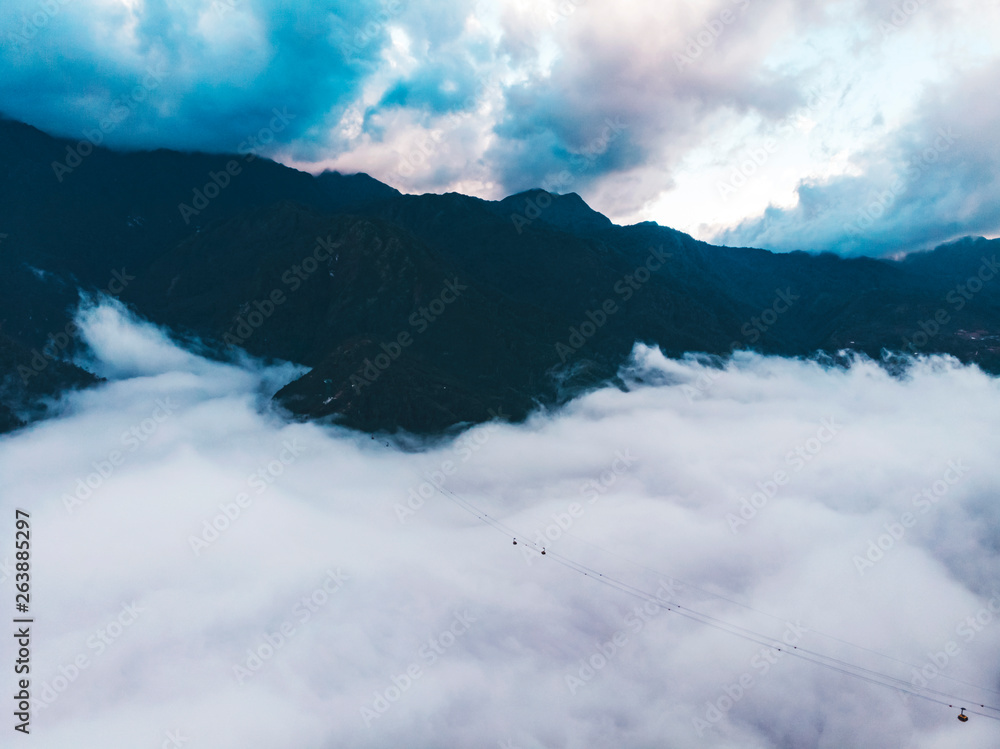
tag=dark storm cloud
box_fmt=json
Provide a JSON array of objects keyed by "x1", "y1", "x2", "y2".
[
  {"x1": 483, "y1": 0, "x2": 809, "y2": 196},
  {"x1": 0, "y1": 0, "x2": 811, "y2": 191},
  {"x1": 377, "y1": 58, "x2": 485, "y2": 115},
  {"x1": 0, "y1": 0, "x2": 392, "y2": 154},
  {"x1": 1, "y1": 0, "x2": 996, "y2": 256}
]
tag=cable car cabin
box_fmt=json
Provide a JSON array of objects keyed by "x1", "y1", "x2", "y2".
[{"x1": 957, "y1": 709, "x2": 969, "y2": 722}]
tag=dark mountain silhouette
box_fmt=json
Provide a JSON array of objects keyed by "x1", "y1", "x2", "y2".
[{"x1": 2, "y1": 115, "x2": 998, "y2": 434}]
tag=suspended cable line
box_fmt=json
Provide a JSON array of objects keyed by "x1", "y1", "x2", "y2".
[
  {"x1": 377, "y1": 436, "x2": 1000, "y2": 723},
  {"x1": 555, "y1": 526, "x2": 1000, "y2": 701},
  {"x1": 426, "y1": 475, "x2": 1000, "y2": 722}
]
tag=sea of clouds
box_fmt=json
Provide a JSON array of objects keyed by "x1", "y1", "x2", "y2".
[{"x1": 1, "y1": 298, "x2": 999, "y2": 748}]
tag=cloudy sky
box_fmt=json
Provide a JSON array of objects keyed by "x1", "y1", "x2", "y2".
[
  {"x1": 2, "y1": 0, "x2": 999, "y2": 256},
  {"x1": 2, "y1": 299, "x2": 1000, "y2": 747}
]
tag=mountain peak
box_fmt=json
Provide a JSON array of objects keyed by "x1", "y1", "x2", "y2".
[
  {"x1": 497, "y1": 188, "x2": 614, "y2": 235},
  {"x1": 314, "y1": 170, "x2": 401, "y2": 206}
]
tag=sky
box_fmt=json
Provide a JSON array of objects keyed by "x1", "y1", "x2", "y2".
[
  {"x1": 2, "y1": 0, "x2": 999, "y2": 256},
  {"x1": 2, "y1": 298, "x2": 1000, "y2": 747}
]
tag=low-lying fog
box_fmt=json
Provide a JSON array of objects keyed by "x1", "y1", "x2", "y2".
[{"x1": 2, "y1": 299, "x2": 999, "y2": 748}]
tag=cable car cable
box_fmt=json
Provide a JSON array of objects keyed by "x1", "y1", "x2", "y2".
[
  {"x1": 555, "y1": 526, "x2": 1000, "y2": 700},
  {"x1": 377, "y1": 438, "x2": 1000, "y2": 721},
  {"x1": 425, "y1": 477, "x2": 1000, "y2": 720}
]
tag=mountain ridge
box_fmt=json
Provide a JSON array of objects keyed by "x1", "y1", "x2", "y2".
[{"x1": 1, "y1": 116, "x2": 998, "y2": 434}]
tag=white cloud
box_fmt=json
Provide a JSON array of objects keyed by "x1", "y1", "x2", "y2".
[{"x1": 2, "y1": 304, "x2": 1000, "y2": 747}]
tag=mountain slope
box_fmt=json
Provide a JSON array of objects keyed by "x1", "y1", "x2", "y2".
[{"x1": 1, "y1": 116, "x2": 999, "y2": 434}]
